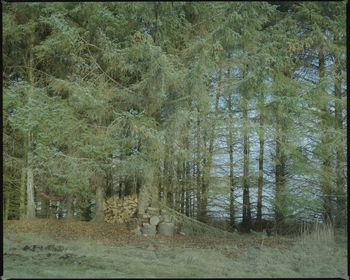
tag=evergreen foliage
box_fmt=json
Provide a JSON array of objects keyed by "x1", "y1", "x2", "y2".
[{"x1": 3, "y1": 2, "x2": 346, "y2": 231}]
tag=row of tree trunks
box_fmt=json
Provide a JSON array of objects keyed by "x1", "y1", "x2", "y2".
[
  {"x1": 198, "y1": 68, "x2": 222, "y2": 223},
  {"x1": 17, "y1": 54, "x2": 343, "y2": 230}
]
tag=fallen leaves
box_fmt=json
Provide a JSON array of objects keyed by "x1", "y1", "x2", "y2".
[{"x1": 4, "y1": 219, "x2": 295, "y2": 255}]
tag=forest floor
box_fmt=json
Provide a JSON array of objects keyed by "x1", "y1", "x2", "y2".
[{"x1": 3, "y1": 219, "x2": 347, "y2": 278}]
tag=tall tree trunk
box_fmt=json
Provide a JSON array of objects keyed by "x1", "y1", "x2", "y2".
[
  {"x1": 242, "y1": 95, "x2": 251, "y2": 231},
  {"x1": 274, "y1": 124, "x2": 287, "y2": 229},
  {"x1": 274, "y1": 70, "x2": 291, "y2": 232},
  {"x1": 334, "y1": 54, "x2": 346, "y2": 228},
  {"x1": 180, "y1": 173, "x2": 185, "y2": 214},
  {"x1": 4, "y1": 195, "x2": 10, "y2": 220},
  {"x1": 93, "y1": 184, "x2": 105, "y2": 222},
  {"x1": 196, "y1": 114, "x2": 202, "y2": 219},
  {"x1": 256, "y1": 93, "x2": 265, "y2": 231},
  {"x1": 319, "y1": 51, "x2": 333, "y2": 225},
  {"x1": 164, "y1": 138, "x2": 173, "y2": 208},
  {"x1": 92, "y1": 171, "x2": 105, "y2": 223},
  {"x1": 105, "y1": 168, "x2": 113, "y2": 197},
  {"x1": 26, "y1": 132, "x2": 36, "y2": 219},
  {"x1": 227, "y1": 92, "x2": 235, "y2": 229},
  {"x1": 185, "y1": 190, "x2": 190, "y2": 216},
  {"x1": 26, "y1": 48, "x2": 36, "y2": 220},
  {"x1": 184, "y1": 161, "x2": 189, "y2": 216},
  {"x1": 175, "y1": 164, "x2": 181, "y2": 212},
  {"x1": 158, "y1": 163, "x2": 163, "y2": 202},
  {"x1": 19, "y1": 167, "x2": 26, "y2": 219}
]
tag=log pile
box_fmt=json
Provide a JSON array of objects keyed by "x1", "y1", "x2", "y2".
[
  {"x1": 137, "y1": 207, "x2": 177, "y2": 237},
  {"x1": 104, "y1": 196, "x2": 179, "y2": 237},
  {"x1": 104, "y1": 195, "x2": 138, "y2": 224}
]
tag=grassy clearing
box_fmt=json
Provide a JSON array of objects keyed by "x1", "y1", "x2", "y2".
[{"x1": 3, "y1": 220, "x2": 347, "y2": 278}]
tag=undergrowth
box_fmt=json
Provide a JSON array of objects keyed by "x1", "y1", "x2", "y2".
[{"x1": 3, "y1": 220, "x2": 347, "y2": 278}]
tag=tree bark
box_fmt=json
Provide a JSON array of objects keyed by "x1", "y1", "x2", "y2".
[
  {"x1": 92, "y1": 170, "x2": 106, "y2": 223},
  {"x1": 184, "y1": 161, "x2": 189, "y2": 216},
  {"x1": 4, "y1": 195, "x2": 10, "y2": 220},
  {"x1": 227, "y1": 92, "x2": 235, "y2": 229},
  {"x1": 93, "y1": 183, "x2": 105, "y2": 222},
  {"x1": 180, "y1": 183, "x2": 185, "y2": 214},
  {"x1": 175, "y1": 165, "x2": 181, "y2": 212},
  {"x1": 26, "y1": 132, "x2": 36, "y2": 219},
  {"x1": 26, "y1": 48, "x2": 36, "y2": 220},
  {"x1": 274, "y1": 125, "x2": 287, "y2": 228},
  {"x1": 334, "y1": 54, "x2": 346, "y2": 228},
  {"x1": 242, "y1": 95, "x2": 251, "y2": 231},
  {"x1": 318, "y1": 51, "x2": 333, "y2": 225},
  {"x1": 256, "y1": 93, "x2": 265, "y2": 230},
  {"x1": 164, "y1": 138, "x2": 173, "y2": 208},
  {"x1": 196, "y1": 114, "x2": 202, "y2": 220},
  {"x1": 19, "y1": 167, "x2": 26, "y2": 219}
]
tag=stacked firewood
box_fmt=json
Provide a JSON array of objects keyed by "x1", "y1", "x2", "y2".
[
  {"x1": 103, "y1": 195, "x2": 138, "y2": 224},
  {"x1": 104, "y1": 196, "x2": 178, "y2": 237}
]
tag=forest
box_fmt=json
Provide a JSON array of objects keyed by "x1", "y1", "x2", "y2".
[{"x1": 2, "y1": 2, "x2": 347, "y2": 278}]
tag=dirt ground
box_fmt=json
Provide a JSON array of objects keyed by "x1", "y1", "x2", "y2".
[{"x1": 3, "y1": 219, "x2": 348, "y2": 278}]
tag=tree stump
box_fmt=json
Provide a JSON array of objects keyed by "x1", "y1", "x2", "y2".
[
  {"x1": 141, "y1": 223, "x2": 157, "y2": 236},
  {"x1": 150, "y1": 216, "x2": 160, "y2": 226}
]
